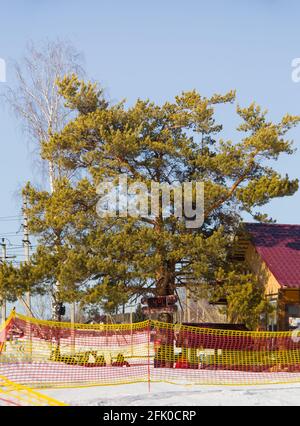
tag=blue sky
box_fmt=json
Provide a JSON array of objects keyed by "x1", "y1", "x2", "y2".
[{"x1": 0, "y1": 0, "x2": 300, "y2": 257}]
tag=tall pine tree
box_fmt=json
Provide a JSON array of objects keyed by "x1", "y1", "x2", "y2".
[{"x1": 16, "y1": 75, "x2": 300, "y2": 325}]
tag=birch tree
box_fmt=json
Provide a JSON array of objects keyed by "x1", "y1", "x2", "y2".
[{"x1": 3, "y1": 40, "x2": 84, "y2": 319}]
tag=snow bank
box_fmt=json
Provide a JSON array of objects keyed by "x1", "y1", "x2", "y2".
[{"x1": 40, "y1": 382, "x2": 300, "y2": 406}]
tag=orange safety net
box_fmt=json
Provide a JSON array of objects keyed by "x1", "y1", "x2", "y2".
[{"x1": 1, "y1": 311, "x2": 300, "y2": 388}]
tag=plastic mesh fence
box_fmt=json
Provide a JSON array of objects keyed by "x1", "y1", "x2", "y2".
[
  {"x1": 0, "y1": 374, "x2": 66, "y2": 406},
  {"x1": 1, "y1": 311, "x2": 300, "y2": 388}
]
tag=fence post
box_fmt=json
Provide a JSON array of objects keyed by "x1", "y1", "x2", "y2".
[
  {"x1": 130, "y1": 308, "x2": 133, "y2": 357},
  {"x1": 147, "y1": 320, "x2": 151, "y2": 393},
  {"x1": 70, "y1": 303, "x2": 76, "y2": 354},
  {"x1": 0, "y1": 309, "x2": 15, "y2": 354}
]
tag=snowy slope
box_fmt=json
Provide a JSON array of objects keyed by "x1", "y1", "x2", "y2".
[{"x1": 40, "y1": 382, "x2": 300, "y2": 406}]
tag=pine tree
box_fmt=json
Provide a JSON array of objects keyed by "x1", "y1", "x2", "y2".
[{"x1": 18, "y1": 76, "x2": 300, "y2": 325}]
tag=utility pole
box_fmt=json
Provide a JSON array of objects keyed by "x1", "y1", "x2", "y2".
[
  {"x1": 185, "y1": 285, "x2": 191, "y2": 323},
  {"x1": 23, "y1": 195, "x2": 31, "y2": 317},
  {"x1": 1, "y1": 239, "x2": 16, "y2": 325},
  {"x1": 1, "y1": 239, "x2": 7, "y2": 325},
  {"x1": 23, "y1": 195, "x2": 33, "y2": 361}
]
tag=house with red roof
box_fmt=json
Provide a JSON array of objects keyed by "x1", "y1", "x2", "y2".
[{"x1": 233, "y1": 223, "x2": 300, "y2": 331}]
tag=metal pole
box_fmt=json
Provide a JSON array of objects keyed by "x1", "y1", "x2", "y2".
[
  {"x1": 130, "y1": 307, "x2": 133, "y2": 357},
  {"x1": 186, "y1": 286, "x2": 191, "y2": 323},
  {"x1": 70, "y1": 302, "x2": 76, "y2": 354}
]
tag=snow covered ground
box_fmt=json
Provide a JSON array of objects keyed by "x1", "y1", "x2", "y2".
[{"x1": 40, "y1": 382, "x2": 300, "y2": 406}]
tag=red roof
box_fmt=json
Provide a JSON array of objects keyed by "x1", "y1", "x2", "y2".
[{"x1": 246, "y1": 223, "x2": 300, "y2": 288}]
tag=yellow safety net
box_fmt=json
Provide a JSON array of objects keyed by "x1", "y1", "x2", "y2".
[
  {"x1": 0, "y1": 374, "x2": 66, "y2": 406},
  {"x1": 1, "y1": 310, "x2": 300, "y2": 388}
]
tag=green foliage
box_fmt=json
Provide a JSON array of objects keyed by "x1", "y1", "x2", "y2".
[
  {"x1": 211, "y1": 267, "x2": 273, "y2": 329},
  {"x1": 57, "y1": 74, "x2": 108, "y2": 115},
  {"x1": 0, "y1": 260, "x2": 48, "y2": 302},
  {"x1": 134, "y1": 303, "x2": 147, "y2": 323},
  {"x1": 5, "y1": 76, "x2": 300, "y2": 323},
  {"x1": 83, "y1": 280, "x2": 130, "y2": 314}
]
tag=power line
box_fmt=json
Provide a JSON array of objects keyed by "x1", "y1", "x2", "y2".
[
  {"x1": 0, "y1": 226, "x2": 23, "y2": 237},
  {"x1": 0, "y1": 215, "x2": 22, "y2": 220},
  {"x1": 0, "y1": 219, "x2": 23, "y2": 223},
  {"x1": 0, "y1": 232, "x2": 22, "y2": 237}
]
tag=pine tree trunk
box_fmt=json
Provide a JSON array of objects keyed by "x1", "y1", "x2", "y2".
[
  {"x1": 155, "y1": 266, "x2": 175, "y2": 368},
  {"x1": 156, "y1": 264, "x2": 176, "y2": 323}
]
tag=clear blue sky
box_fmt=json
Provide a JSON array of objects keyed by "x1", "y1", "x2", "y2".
[{"x1": 1, "y1": 0, "x2": 300, "y2": 256}]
